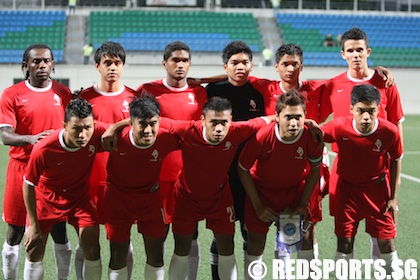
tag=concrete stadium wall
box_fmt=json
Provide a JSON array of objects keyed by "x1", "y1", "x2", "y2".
[{"x1": 0, "y1": 65, "x2": 418, "y2": 114}]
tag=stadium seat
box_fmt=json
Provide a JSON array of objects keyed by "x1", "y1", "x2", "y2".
[
  {"x1": 277, "y1": 13, "x2": 420, "y2": 67},
  {"x1": 88, "y1": 10, "x2": 264, "y2": 53}
]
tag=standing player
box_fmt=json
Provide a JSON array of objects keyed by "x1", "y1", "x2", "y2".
[
  {"x1": 320, "y1": 27, "x2": 404, "y2": 259},
  {"x1": 322, "y1": 84, "x2": 402, "y2": 276},
  {"x1": 246, "y1": 44, "x2": 327, "y2": 264},
  {"x1": 166, "y1": 97, "x2": 274, "y2": 280},
  {"x1": 205, "y1": 41, "x2": 266, "y2": 279},
  {"x1": 0, "y1": 44, "x2": 72, "y2": 280},
  {"x1": 105, "y1": 95, "x2": 180, "y2": 280},
  {"x1": 136, "y1": 41, "x2": 207, "y2": 280},
  {"x1": 22, "y1": 98, "x2": 106, "y2": 280},
  {"x1": 237, "y1": 89, "x2": 322, "y2": 280},
  {"x1": 78, "y1": 41, "x2": 138, "y2": 279}
]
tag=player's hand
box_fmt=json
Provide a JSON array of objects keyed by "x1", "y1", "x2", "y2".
[
  {"x1": 291, "y1": 205, "x2": 308, "y2": 218},
  {"x1": 305, "y1": 119, "x2": 324, "y2": 149},
  {"x1": 101, "y1": 130, "x2": 118, "y2": 152},
  {"x1": 255, "y1": 204, "x2": 277, "y2": 223},
  {"x1": 31, "y1": 129, "x2": 54, "y2": 145},
  {"x1": 374, "y1": 66, "x2": 395, "y2": 88},
  {"x1": 24, "y1": 225, "x2": 44, "y2": 252},
  {"x1": 384, "y1": 198, "x2": 398, "y2": 227}
]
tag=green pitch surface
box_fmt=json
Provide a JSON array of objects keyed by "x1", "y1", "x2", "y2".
[{"x1": 1, "y1": 115, "x2": 419, "y2": 279}]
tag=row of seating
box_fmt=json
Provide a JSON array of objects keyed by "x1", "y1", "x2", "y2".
[
  {"x1": 88, "y1": 10, "x2": 264, "y2": 52},
  {"x1": 0, "y1": 11, "x2": 66, "y2": 63},
  {"x1": 277, "y1": 13, "x2": 420, "y2": 67}
]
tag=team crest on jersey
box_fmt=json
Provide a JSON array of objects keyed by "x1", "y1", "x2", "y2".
[
  {"x1": 223, "y1": 141, "x2": 233, "y2": 151},
  {"x1": 88, "y1": 145, "x2": 95, "y2": 157},
  {"x1": 373, "y1": 139, "x2": 382, "y2": 152},
  {"x1": 122, "y1": 100, "x2": 129, "y2": 113},
  {"x1": 249, "y1": 99, "x2": 258, "y2": 112},
  {"x1": 295, "y1": 147, "x2": 304, "y2": 159},
  {"x1": 53, "y1": 93, "x2": 61, "y2": 106},
  {"x1": 150, "y1": 149, "x2": 159, "y2": 162},
  {"x1": 187, "y1": 93, "x2": 197, "y2": 105}
]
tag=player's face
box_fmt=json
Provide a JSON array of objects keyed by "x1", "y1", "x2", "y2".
[
  {"x1": 224, "y1": 52, "x2": 253, "y2": 86},
  {"x1": 341, "y1": 39, "x2": 371, "y2": 71},
  {"x1": 25, "y1": 48, "x2": 55, "y2": 86},
  {"x1": 63, "y1": 116, "x2": 95, "y2": 148},
  {"x1": 276, "y1": 105, "x2": 305, "y2": 140},
  {"x1": 95, "y1": 54, "x2": 124, "y2": 83},
  {"x1": 275, "y1": 54, "x2": 302, "y2": 85},
  {"x1": 351, "y1": 101, "x2": 379, "y2": 134},
  {"x1": 201, "y1": 110, "x2": 232, "y2": 144},
  {"x1": 130, "y1": 115, "x2": 160, "y2": 146},
  {"x1": 163, "y1": 50, "x2": 191, "y2": 81}
]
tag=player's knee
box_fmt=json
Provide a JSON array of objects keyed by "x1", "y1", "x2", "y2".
[
  {"x1": 6, "y1": 224, "x2": 25, "y2": 245},
  {"x1": 377, "y1": 238, "x2": 396, "y2": 253}
]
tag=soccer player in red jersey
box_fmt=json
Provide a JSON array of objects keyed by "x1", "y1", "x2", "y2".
[
  {"x1": 137, "y1": 41, "x2": 207, "y2": 279},
  {"x1": 320, "y1": 28, "x2": 404, "y2": 259},
  {"x1": 105, "y1": 95, "x2": 180, "y2": 280},
  {"x1": 322, "y1": 84, "x2": 402, "y2": 276},
  {"x1": 237, "y1": 89, "x2": 323, "y2": 279},
  {"x1": 246, "y1": 44, "x2": 328, "y2": 265},
  {"x1": 165, "y1": 97, "x2": 274, "y2": 280},
  {"x1": 22, "y1": 98, "x2": 108, "y2": 280},
  {"x1": 0, "y1": 44, "x2": 72, "y2": 280},
  {"x1": 78, "y1": 41, "x2": 138, "y2": 279}
]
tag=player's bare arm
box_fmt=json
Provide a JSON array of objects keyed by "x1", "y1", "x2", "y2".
[
  {"x1": 292, "y1": 164, "x2": 321, "y2": 217},
  {"x1": 100, "y1": 118, "x2": 130, "y2": 151},
  {"x1": 374, "y1": 66, "x2": 395, "y2": 88},
  {"x1": 384, "y1": 159, "x2": 401, "y2": 225},
  {"x1": 237, "y1": 164, "x2": 277, "y2": 223},
  {"x1": 22, "y1": 181, "x2": 44, "y2": 257},
  {"x1": 187, "y1": 74, "x2": 227, "y2": 85},
  {"x1": 1, "y1": 126, "x2": 54, "y2": 146}
]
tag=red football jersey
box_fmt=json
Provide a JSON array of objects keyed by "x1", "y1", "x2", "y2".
[
  {"x1": 0, "y1": 80, "x2": 72, "y2": 162},
  {"x1": 239, "y1": 123, "x2": 323, "y2": 199},
  {"x1": 137, "y1": 79, "x2": 208, "y2": 181},
  {"x1": 80, "y1": 84, "x2": 138, "y2": 186},
  {"x1": 162, "y1": 117, "x2": 269, "y2": 200},
  {"x1": 24, "y1": 122, "x2": 108, "y2": 209},
  {"x1": 248, "y1": 76, "x2": 326, "y2": 122},
  {"x1": 321, "y1": 71, "x2": 404, "y2": 125},
  {"x1": 106, "y1": 126, "x2": 180, "y2": 196},
  {"x1": 322, "y1": 116, "x2": 403, "y2": 185}
]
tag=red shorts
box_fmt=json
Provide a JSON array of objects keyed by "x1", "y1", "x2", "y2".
[
  {"x1": 104, "y1": 184, "x2": 166, "y2": 242},
  {"x1": 3, "y1": 158, "x2": 27, "y2": 226},
  {"x1": 160, "y1": 180, "x2": 175, "y2": 224},
  {"x1": 32, "y1": 193, "x2": 98, "y2": 234},
  {"x1": 334, "y1": 177, "x2": 396, "y2": 239},
  {"x1": 172, "y1": 186, "x2": 235, "y2": 235},
  {"x1": 244, "y1": 183, "x2": 307, "y2": 234}
]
